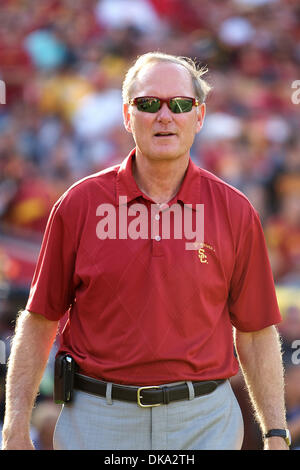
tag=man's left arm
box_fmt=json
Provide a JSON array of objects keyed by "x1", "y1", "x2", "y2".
[{"x1": 234, "y1": 325, "x2": 289, "y2": 450}]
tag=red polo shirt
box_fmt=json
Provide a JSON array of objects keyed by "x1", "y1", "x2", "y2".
[{"x1": 26, "y1": 149, "x2": 282, "y2": 385}]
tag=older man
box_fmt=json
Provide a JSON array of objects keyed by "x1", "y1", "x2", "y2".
[{"x1": 2, "y1": 52, "x2": 289, "y2": 450}]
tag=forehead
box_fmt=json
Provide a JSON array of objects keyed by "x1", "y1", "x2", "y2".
[{"x1": 133, "y1": 61, "x2": 195, "y2": 97}]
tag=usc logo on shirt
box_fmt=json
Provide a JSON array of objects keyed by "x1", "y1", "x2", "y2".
[
  {"x1": 198, "y1": 248, "x2": 208, "y2": 264},
  {"x1": 197, "y1": 243, "x2": 215, "y2": 264}
]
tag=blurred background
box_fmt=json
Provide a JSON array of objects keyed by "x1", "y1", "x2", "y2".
[{"x1": 0, "y1": 0, "x2": 299, "y2": 450}]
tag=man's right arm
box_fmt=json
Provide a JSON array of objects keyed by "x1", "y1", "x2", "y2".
[{"x1": 2, "y1": 310, "x2": 59, "y2": 450}]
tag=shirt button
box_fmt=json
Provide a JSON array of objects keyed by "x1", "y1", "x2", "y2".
[
  {"x1": 155, "y1": 214, "x2": 160, "y2": 220},
  {"x1": 155, "y1": 235, "x2": 161, "y2": 242}
]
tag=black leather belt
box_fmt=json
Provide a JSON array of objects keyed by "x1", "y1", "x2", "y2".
[{"x1": 74, "y1": 373, "x2": 225, "y2": 408}]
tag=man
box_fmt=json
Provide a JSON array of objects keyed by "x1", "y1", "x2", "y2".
[{"x1": 2, "y1": 52, "x2": 289, "y2": 450}]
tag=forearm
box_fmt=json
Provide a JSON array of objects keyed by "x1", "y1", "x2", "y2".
[
  {"x1": 2, "y1": 310, "x2": 58, "y2": 447},
  {"x1": 234, "y1": 326, "x2": 287, "y2": 446}
]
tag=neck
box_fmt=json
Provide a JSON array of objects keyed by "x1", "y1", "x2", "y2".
[{"x1": 133, "y1": 151, "x2": 189, "y2": 204}]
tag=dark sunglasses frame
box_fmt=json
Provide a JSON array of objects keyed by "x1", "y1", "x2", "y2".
[{"x1": 129, "y1": 96, "x2": 200, "y2": 113}]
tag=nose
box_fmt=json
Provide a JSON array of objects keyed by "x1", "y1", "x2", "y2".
[{"x1": 156, "y1": 102, "x2": 172, "y2": 123}]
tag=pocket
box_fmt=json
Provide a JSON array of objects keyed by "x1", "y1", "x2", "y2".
[
  {"x1": 228, "y1": 382, "x2": 244, "y2": 449},
  {"x1": 52, "y1": 405, "x2": 64, "y2": 450}
]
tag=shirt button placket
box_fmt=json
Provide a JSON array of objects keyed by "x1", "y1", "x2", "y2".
[{"x1": 152, "y1": 204, "x2": 163, "y2": 257}]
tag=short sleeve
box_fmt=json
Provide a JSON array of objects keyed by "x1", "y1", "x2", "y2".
[
  {"x1": 26, "y1": 199, "x2": 76, "y2": 320},
  {"x1": 229, "y1": 208, "x2": 282, "y2": 331}
]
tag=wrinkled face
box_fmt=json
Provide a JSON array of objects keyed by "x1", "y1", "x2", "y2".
[{"x1": 123, "y1": 62, "x2": 205, "y2": 162}]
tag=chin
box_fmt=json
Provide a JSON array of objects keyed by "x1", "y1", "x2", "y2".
[{"x1": 148, "y1": 146, "x2": 185, "y2": 161}]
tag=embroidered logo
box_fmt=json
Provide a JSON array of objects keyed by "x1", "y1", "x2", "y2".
[
  {"x1": 196, "y1": 242, "x2": 215, "y2": 264},
  {"x1": 198, "y1": 248, "x2": 208, "y2": 264}
]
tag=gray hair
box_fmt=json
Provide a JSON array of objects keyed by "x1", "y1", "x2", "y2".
[{"x1": 122, "y1": 51, "x2": 212, "y2": 104}]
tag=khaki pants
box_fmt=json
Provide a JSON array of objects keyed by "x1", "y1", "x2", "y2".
[{"x1": 53, "y1": 379, "x2": 244, "y2": 450}]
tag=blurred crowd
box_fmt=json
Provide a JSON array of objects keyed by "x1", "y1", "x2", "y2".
[{"x1": 0, "y1": 0, "x2": 299, "y2": 450}]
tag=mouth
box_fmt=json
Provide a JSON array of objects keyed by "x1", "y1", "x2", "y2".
[{"x1": 154, "y1": 132, "x2": 176, "y2": 137}]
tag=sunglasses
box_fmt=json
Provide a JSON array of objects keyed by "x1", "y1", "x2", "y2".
[{"x1": 129, "y1": 96, "x2": 200, "y2": 114}]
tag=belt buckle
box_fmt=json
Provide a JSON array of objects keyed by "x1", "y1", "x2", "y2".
[{"x1": 137, "y1": 386, "x2": 161, "y2": 408}]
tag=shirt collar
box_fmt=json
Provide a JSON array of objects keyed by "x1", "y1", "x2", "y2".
[
  {"x1": 116, "y1": 148, "x2": 201, "y2": 207},
  {"x1": 116, "y1": 149, "x2": 143, "y2": 206},
  {"x1": 175, "y1": 157, "x2": 201, "y2": 207}
]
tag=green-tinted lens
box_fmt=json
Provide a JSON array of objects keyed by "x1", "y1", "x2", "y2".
[
  {"x1": 169, "y1": 98, "x2": 193, "y2": 113},
  {"x1": 136, "y1": 98, "x2": 161, "y2": 113}
]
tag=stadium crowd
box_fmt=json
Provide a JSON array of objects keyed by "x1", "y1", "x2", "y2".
[{"x1": 0, "y1": 0, "x2": 299, "y2": 450}]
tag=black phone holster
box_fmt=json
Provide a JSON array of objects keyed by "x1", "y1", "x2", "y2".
[{"x1": 53, "y1": 353, "x2": 77, "y2": 404}]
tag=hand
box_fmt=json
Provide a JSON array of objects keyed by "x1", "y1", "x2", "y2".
[
  {"x1": 264, "y1": 436, "x2": 290, "y2": 450},
  {"x1": 2, "y1": 431, "x2": 35, "y2": 450},
  {"x1": 2, "y1": 440, "x2": 35, "y2": 450}
]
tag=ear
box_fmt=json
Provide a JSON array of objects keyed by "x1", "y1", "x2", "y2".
[
  {"x1": 195, "y1": 103, "x2": 206, "y2": 134},
  {"x1": 123, "y1": 103, "x2": 133, "y2": 134}
]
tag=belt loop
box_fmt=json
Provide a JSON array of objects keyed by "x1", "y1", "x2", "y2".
[
  {"x1": 106, "y1": 382, "x2": 113, "y2": 405},
  {"x1": 186, "y1": 381, "x2": 195, "y2": 400},
  {"x1": 162, "y1": 386, "x2": 170, "y2": 405}
]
